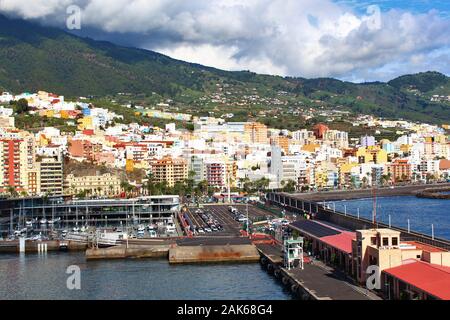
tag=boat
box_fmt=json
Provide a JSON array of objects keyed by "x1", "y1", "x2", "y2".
[
  {"x1": 137, "y1": 225, "x2": 145, "y2": 232},
  {"x1": 25, "y1": 220, "x2": 33, "y2": 227},
  {"x1": 147, "y1": 224, "x2": 157, "y2": 231},
  {"x1": 72, "y1": 226, "x2": 80, "y2": 233},
  {"x1": 59, "y1": 241, "x2": 69, "y2": 251},
  {"x1": 48, "y1": 219, "x2": 55, "y2": 224},
  {"x1": 39, "y1": 218, "x2": 47, "y2": 225},
  {"x1": 96, "y1": 231, "x2": 128, "y2": 247}
]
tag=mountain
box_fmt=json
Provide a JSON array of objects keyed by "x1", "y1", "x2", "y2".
[{"x1": 0, "y1": 14, "x2": 449, "y2": 124}]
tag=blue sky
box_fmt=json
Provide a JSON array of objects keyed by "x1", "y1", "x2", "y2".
[
  {"x1": 0, "y1": 0, "x2": 449, "y2": 82},
  {"x1": 334, "y1": 0, "x2": 449, "y2": 15}
]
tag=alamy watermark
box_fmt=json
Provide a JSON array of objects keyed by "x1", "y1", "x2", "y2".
[
  {"x1": 66, "y1": 265, "x2": 81, "y2": 290},
  {"x1": 66, "y1": 5, "x2": 82, "y2": 30},
  {"x1": 366, "y1": 5, "x2": 382, "y2": 31},
  {"x1": 366, "y1": 265, "x2": 381, "y2": 290}
]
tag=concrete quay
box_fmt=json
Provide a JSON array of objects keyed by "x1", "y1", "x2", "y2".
[
  {"x1": 86, "y1": 244, "x2": 171, "y2": 260},
  {"x1": 256, "y1": 243, "x2": 380, "y2": 300},
  {"x1": 0, "y1": 239, "x2": 87, "y2": 253},
  {"x1": 169, "y1": 244, "x2": 260, "y2": 264},
  {"x1": 86, "y1": 236, "x2": 261, "y2": 263}
]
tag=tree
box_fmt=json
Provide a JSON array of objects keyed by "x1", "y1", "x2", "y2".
[
  {"x1": 6, "y1": 186, "x2": 18, "y2": 198},
  {"x1": 10, "y1": 98, "x2": 29, "y2": 114},
  {"x1": 281, "y1": 179, "x2": 297, "y2": 192}
]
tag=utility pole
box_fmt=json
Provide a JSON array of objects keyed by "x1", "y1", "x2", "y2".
[
  {"x1": 246, "y1": 202, "x2": 249, "y2": 236},
  {"x1": 227, "y1": 164, "x2": 231, "y2": 204},
  {"x1": 372, "y1": 186, "x2": 377, "y2": 225}
]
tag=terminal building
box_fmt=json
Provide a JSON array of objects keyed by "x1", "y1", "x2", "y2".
[{"x1": 289, "y1": 220, "x2": 450, "y2": 300}]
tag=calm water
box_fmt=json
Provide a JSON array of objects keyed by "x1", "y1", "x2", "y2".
[
  {"x1": 0, "y1": 252, "x2": 293, "y2": 300},
  {"x1": 334, "y1": 196, "x2": 450, "y2": 239}
]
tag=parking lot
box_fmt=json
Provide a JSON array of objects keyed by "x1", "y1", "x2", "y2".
[{"x1": 183, "y1": 204, "x2": 279, "y2": 237}]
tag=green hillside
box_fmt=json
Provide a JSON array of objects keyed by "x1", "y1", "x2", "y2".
[{"x1": 0, "y1": 14, "x2": 449, "y2": 124}]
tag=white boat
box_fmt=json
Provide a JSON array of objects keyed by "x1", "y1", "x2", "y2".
[
  {"x1": 39, "y1": 218, "x2": 47, "y2": 225},
  {"x1": 48, "y1": 219, "x2": 55, "y2": 224},
  {"x1": 147, "y1": 224, "x2": 157, "y2": 231},
  {"x1": 72, "y1": 226, "x2": 80, "y2": 233},
  {"x1": 25, "y1": 220, "x2": 33, "y2": 227},
  {"x1": 97, "y1": 231, "x2": 128, "y2": 247},
  {"x1": 137, "y1": 225, "x2": 145, "y2": 232}
]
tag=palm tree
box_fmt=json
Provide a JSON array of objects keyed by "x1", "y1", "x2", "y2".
[{"x1": 6, "y1": 186, "x2": 18, "y2": 198}]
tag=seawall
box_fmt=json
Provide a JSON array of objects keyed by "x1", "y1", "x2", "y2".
[
  {"x1": 86, "y1": 244, "x2": 170, "y2": 260},
  {"x1": 168, "y1": 244, "x2": 260, "y2": 264}
]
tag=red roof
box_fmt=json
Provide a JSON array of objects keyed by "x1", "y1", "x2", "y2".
[
  {"x1": 320, "y1": 231, "x2": 355, "y2": 254},
  {"x1": 402, "y1": 241, "x2": 446, "y2": 253},
  {"x1": 383, "y1": 260, "x2": 450, "y2": 300},
  {"x1": 83, "y1": 129, "x2": 94, "y2": 135}
]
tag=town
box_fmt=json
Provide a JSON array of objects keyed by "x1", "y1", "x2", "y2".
[{"x1": 0, "y1": 90, "x2": 449, "y2": 199}]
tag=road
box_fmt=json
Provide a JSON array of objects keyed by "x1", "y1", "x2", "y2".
[{"x1": 284, "y1": 182, "x2": 450, "y2": 201}]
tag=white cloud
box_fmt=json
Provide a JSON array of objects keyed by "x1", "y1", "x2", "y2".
[{"x1": 0, "y1": 0, "x2": 449, "y2": 81}]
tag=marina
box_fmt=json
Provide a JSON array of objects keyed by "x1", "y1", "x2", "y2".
[{"x1": 1, "y1": 191, "x2": 450, "y2": 300}]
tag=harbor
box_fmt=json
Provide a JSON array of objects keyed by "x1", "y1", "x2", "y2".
[{"x1": 1, "y1": 192, "x2": 450, "y2": 300}]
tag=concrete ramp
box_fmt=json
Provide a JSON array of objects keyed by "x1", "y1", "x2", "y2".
[{"x1": 169, "y1": 244, "x2": 260, "y2": 264}]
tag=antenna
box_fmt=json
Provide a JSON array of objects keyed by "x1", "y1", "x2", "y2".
[{"x1": 372, "y1": 185, "x2": 377, "y2": 226}]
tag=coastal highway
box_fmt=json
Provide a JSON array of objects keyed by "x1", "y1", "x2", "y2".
[{"x1": 285, "y1": 182, "x2": 450, "y2": 201}]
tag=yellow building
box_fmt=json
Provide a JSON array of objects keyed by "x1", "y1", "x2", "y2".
[
  {"x1": 302, "y1": 144, "x2": 320, "y2": 153},
  {"x1": 36, "y1": 157, "x2": 63, "y2": 196},
  {"x1": 357, "y1": 147, "x2": 388, "y2": 164},
  {"x1": 126, "y1": 159, "x2": 134, "y2": 172},
  {"x1": 400, "y1": 144, "x2": 411, "y2": 153},
  {"x1": 77, "y1": 116, "x2": 93, "y2": 130},
  {"x1": 65, "y1": 173, "x2": 121, "y2": 196},
  {"x1": 339, "y1": 163, "x2": 359, "y2": 186}
]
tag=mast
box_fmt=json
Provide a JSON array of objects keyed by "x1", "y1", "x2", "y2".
[{"x1": 372, "y1": 185, "x2": 377, "y2": 225}]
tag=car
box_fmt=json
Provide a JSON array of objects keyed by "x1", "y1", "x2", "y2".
[
  {"x1": 238, "y1": 216, "x2": 249, "y2": 223},
  {"x1": 211, "y1": 225, "x2": 218, "y2": 232},
  {"x1": 197, "y1": 228, "x2": 205, "y2": 234},
  {"x1": 204, "y1": 227, "x2": 212, "y2": 233}
]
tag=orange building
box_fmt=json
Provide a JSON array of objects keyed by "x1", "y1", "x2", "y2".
[
  {"x1": 244, "y1": 122, "x2": 268, "y2": 144},
  {"x1": 149, "y1": 157, "x2": 188, "y2": 187},
  {"x1": 313, "y1": 123, "x2": 329, "y2": 139},
  {"x1": 68, "y1": 139, "x2": 102, "y2": 161},
  {"x1": 389, "y1": 159, "x2": 412, "y2": 183},
  {"x1": 271, "y1": 135, "x2": 290, "y2": 153}
]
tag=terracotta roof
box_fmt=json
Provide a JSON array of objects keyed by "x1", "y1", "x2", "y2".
[
  {"x1": 383, "y1": 260, "x2": 450, "y2": 300},
  {"x1": 402, "y1": 241, "x2": 447, "y2": 253},
  {"x1": 440, "y1": 159, "x2": 450, "y2": 170},
  {"x1": 320, "y1": 232, "x2": 355, "y2": 254}
]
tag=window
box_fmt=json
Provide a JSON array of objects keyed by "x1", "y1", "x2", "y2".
[
  {"x1": 382, "y1": 237, "x2": 389, "y2": 246},
  {"x1": 392, "y1": 237, "x2": 398, "y2": 246},
  {"x1": 371, "y1": 237, "x2": 377, "y2": 245}
]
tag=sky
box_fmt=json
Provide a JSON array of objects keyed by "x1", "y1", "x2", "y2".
[{"x1": 0, "y1": 0, "x2": 449, "y2": 82}]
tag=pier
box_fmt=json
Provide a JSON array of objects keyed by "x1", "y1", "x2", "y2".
[
  {"x1": 267, "y1": 192, "x2": 450, "y2": 251},
  {"x1": 256, "y1": 243, "x2": 380, "y2": 300}
]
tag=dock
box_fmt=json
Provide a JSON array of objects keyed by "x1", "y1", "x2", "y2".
[{"x1": 256, "y1": 243, "x2": 380, "y2": 300}]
